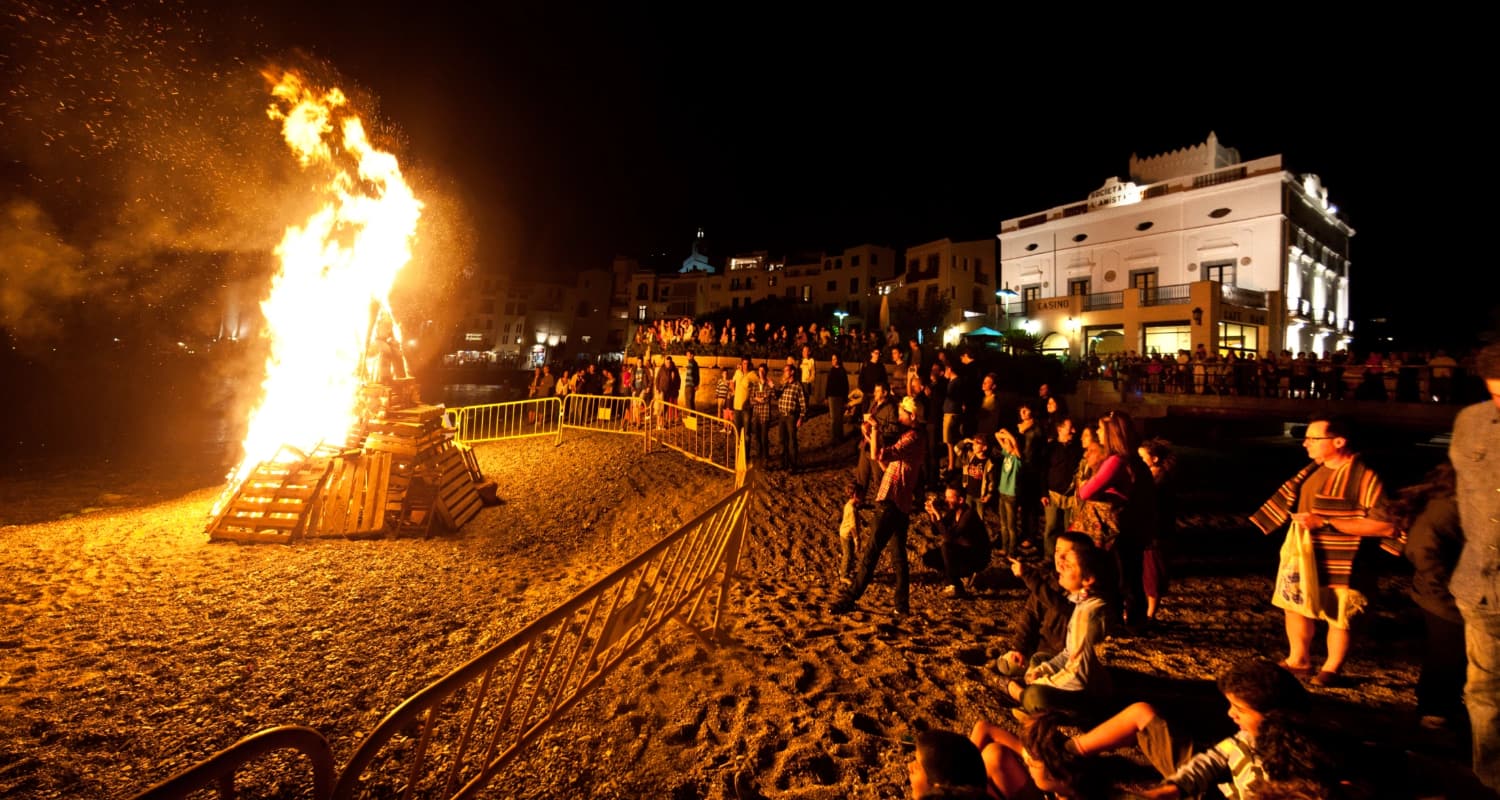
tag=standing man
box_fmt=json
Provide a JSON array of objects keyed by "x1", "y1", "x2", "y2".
[
  {"x1": 858, "y1": 346, "x2": 885, "y2": 414},
  {"x1": 1250, "y1": 415, "x2": 1395, "y2": 687},
  {"x1": 777, "y1": 364, "x2": 808, "y2": 471},
  {"x1": 1451, "y1": 341, "x2": 1500, "y2": 790},
  {"x1": 834, "y1": 395, "x2": 927, "y2": 617},
  {"x1": 1041, "y1": 417, "x2": 1082, "y2": 560},
  {"x1": 683, "y1": 350, "x2": 700, "y2": 412},
  {"x1": 731, "y1": 357, "x2": 758, "y2": 435},
  {"x1": 853, "y1": 383, "x2": 900, "y2": 497},
  {"x1": 826, "y1": 352, "x2": 850, "y2": 444},
  {"x1": 799, "y1": 345, "x2": 817, "y2": 406}
]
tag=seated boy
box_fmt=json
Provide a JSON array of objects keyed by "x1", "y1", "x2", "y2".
[
  {"x1": 1004, "y1": 544, "x2": 1112, "y2": 721},
  {"x1": 1067, "y1": 659, "x2": 1319, "y2": 799}
]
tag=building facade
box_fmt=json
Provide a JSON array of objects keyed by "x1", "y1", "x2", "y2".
[{"x1": 998, "y1": 135, "x2": 1353, "y2": 362}]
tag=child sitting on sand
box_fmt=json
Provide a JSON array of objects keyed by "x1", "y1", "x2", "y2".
[
  {"x1": 1003, "y1": 543, "x2": 1112, "y2": 721},
  {"x1": 1066, "y1": 658, "x2": 1335, "y2": 799},
  {"x1": 969, "y1": 712, "x2": 1115, "y2": 799}
]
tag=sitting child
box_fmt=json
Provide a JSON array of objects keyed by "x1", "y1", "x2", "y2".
[
  {"x1": 997, "y1": 531, "x2": 1096, "y2": 680},
  {"x1": 1004, "y1": 544, "x2": 1112, "y2": 721},
  {"x1": 1067, "y1": 658, "x2": 1327, "y2": 799},
  {"x1": 969, "y1": 712, "x2": 1114, "y2": 800}
]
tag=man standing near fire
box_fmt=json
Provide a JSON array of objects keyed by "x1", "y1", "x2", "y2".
[{"x1": 833, "y1": 395, "x2": 927, "y2": 618}]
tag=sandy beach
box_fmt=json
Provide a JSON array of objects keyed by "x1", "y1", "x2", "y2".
[{"x1": 0, "y1": 415, "x2": 1472, "y2": 798}]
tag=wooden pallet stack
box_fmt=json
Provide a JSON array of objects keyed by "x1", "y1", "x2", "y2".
[
  {"x1": 207, "y1": 449, "x2": 334, "y2": 543},
  {"x1": 207, "y1": 380, "x2": 492, "y2": 543},
  {"x1": 364, "y1": 403, "x2": 484, "y2": 537}
]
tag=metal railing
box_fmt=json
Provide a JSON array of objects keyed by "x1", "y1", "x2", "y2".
[
  {"x1": 1083, "y1": 290, "x2": 1123, "y2": 311},
  {"x1": 1138, "y1": 282, "x2": 1191, "y2": 307},
  {"x1": 560, "y1": 392, "x2": 650, "y2": 438},
  {"x1": 648, "y1": 402, "x2": 746, "y2": 486},
  {"x1": 131, "y1": 725, "x2": 334, "y2": 800},
  {"x1": 447, "y1": 397, "x2": 562, "y2": 445},
  {"x1": 331, "y1": 484, "x2": 751, "y2": 800}
]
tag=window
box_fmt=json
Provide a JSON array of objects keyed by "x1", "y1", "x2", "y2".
[
  {"x1": 824, "y1": 259, "x2": 832, "y2": 269},
  {"x1": 1143, "y1": 323, "x2": 1192, "y2": 356},
  {"x1": 871, "y1": 253, "x2": 878, "y2": 265},
  {"x1": 849, "y1": 278, "x2": 859, "y2": 294},
  {"x1": 637, "y1": 305, "x2": 647, "y2": 321},
  {"x1": 927, "y1": 254, "x2": 940, "y2": 273},
  {"x1": 1204, "y1": 259, "x2": 1236, "y2": 286},
  {"x1": 636, "y1": 284, "x2": 648, "y2": 300},
  {"x1": 827, "y1": 280, "x2": 837, "y2": 292},
  {"x1": 851, "y1": 254, "x2": 861, "y2": 267},
  {"x1": 731, "y1": 297, "x2": 739, "y2": 309},
  {"x1": 1022, "y1": 285, "x2": 1042, "y2": 304},
  {"x1": 850, "y1": 300, "x2": 861, "y2": 314},
  {"x1": 801, "y1": 285, "x2": 811, "y2": 302},
  {"x1": 835, "y1": 258, "x2": 843, "y2": 269},
  {"x1": 768, "y1": 275, "x2": 778, "y2": 287},
  {"x1": 1069, "y1": 278, "x2": 1090, "y2": 296},
  {"x1": 1130, "y1": 268, "x2": 1159, "y2": 303},
  {"x1": 1218, "y1": 321, "x2": 1259, "y2": 354}
]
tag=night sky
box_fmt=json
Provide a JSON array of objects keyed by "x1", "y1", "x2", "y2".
[{"x1": 2, "y1": 2, "x2": 1493, "y2": 355}]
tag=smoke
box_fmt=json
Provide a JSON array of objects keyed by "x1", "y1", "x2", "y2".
[{"x1": 0, "y1": 1, "x2": 471, "y2": 357}]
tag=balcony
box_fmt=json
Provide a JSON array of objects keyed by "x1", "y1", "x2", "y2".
[
  {"x1": 1083, "y1": 291, "x2": 1124, "y2": 311},
  {"x1": 1221, "y1": 285, "x2": 1267, "y2": 308},
  {"x1": 1139, "y1": 283, "x2": 1191, "y2": 307}
]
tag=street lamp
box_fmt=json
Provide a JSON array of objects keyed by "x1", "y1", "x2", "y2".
[
  {"x1": 833, "y1": 309, "x2": 848, "y2": 334},
  {"x1": 995, "y1": 288, "x2": 1019, "y2": 330}
]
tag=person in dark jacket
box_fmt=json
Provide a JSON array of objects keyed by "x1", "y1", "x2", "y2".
[
  {"x1": 996, "y1": 531, "x2": 1094, "y2": 679},
  {"x1": 825, "y1": 352, "x2": 850, "y2": 443},
  {"x1": 1396, "y1": 462, "x2": 1466, "y2": 732}
]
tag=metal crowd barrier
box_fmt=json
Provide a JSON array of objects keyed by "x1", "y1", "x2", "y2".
[
  {"x1": 648, "y1": 402, "x2": 746, "y2": 487},
  {"x1": 559, "y1": 392, "x2": 649, "y2": 442},
  {"x1": 331, "y1": 483, "x2": 750, "y2": 799},
  {"x1": 447, "y1": 397, "x2": 562, "y2": 445},
  {"x1": 129, "y1": 425, "x2": 751, "y2": 800},
  {"x1": 130, "y1": 725, "x2": 335, "y2": 800}
]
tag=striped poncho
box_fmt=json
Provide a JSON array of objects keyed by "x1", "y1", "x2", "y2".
[{"x1": 1250, "y1": 457, "x2": 1394, "y2": 586}]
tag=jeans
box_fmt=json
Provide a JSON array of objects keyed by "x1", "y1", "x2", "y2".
[
  {"x1": 1043, "y1": 491, "x2": 1069, "y2": 560},
  {"x1": 778, "y1": 417, "x2": 800, "y2": 469},
  {"x1": 843, "y1": 500, "x2": 910, "y2": 613},
  {"x1": 996, "y1": 495, "x2": 1018, "y2": 555},
  {"x1": 1461, "y1": 603, "x2": 1500, "y2": 790}
]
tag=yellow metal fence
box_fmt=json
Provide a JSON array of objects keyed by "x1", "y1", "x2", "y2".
[
  {"x1": 447, "y1": 397, "x2": 562, "y2": 445},
  {"x1": 330, "y1": 483, "x2": 749, "y2": 799}
]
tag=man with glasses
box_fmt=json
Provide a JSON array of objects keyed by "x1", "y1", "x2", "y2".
[
  {"x1": 1251, "y1": 415, "x2": 1395, "y2": 688},
  {"x1": 1451, "y1": 342, "x2": 1500, "y2": 790}
]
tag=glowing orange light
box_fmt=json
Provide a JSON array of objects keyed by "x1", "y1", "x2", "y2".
[{"x1": 225, "y1": 71, "x2": 422, "y2": 492}]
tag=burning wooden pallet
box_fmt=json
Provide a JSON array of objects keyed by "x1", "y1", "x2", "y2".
[
  {"x1": 210, "y1": 394, "x2": 492, "y2": 543},
  {"x1": 304, "y1": 451, "x2": 392, "y2": 539},
  {"x1": 207, "y1": 448, "x2": 334, "y2": 544}
]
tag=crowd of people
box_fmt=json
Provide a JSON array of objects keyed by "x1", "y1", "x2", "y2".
[
  {"x1": 811, "y1": 341, "x2": 1500, "y2": 799},
  {"x1": 531, "y1": 325, "x2": 1500, "y2": 798},
  {"x1": 1089, "y1": 346, "x2": 1472, "y2": 404}
]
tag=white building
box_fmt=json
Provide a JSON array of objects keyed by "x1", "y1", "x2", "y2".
[{"x1": 998, "y1": 134, "x2": 1353, "y2": 361}]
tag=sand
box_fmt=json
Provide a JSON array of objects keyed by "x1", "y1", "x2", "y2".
[{"x1": 0, "y1": 417, "x2": 1472, "y2": 799}]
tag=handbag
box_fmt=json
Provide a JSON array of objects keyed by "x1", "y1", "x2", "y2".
[
  {"x1": 1272, "y1": 524, "x2": 1321, "y2": 618},
  {"x1": 1071, "y1": 499, "x2": 1122, "y2": 550}
]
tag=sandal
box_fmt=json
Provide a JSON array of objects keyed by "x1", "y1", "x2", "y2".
[
  {"x1": 1279, "y1": 661, "x2": 1314, "y2": 677},
  {"x1": 1309, "y1": 670, "x2": 1345, "y2": 688}
]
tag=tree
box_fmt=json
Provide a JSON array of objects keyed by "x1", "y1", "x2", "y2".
[{"x1": 889, "y1": 296, "x2": 951, "y2": 343}]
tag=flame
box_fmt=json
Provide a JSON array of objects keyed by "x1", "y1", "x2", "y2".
[{"x1": 225, "y1": 71, "x2": 422, "y2": 491}]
